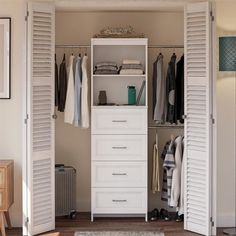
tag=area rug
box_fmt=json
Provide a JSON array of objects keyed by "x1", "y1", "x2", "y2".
[{"x1": 75, "y1": 231, "x2": 164, "y2": 236}]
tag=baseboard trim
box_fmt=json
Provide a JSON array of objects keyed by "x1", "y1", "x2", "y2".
[{"x1": 217, "y1": 213, "x2": 236, "y2": 227}]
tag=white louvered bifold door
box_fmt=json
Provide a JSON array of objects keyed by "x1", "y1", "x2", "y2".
[
  {"x1": 184, "y1": 2, "x2": 213, "y2": 236},
  {"x1": 26, "y1": 2, "x2": 55, "y2": 236}
]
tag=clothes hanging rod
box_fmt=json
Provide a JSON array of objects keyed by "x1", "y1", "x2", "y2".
[
  {"x1": 148, "y1": 125, "x2": 184, "y2": 129},
  {"x1": 148, "y1": 45, "x2": 184, "y2": 49},
  {"x1": 55, "y1": 45, "x2": 90, "y2": 48},
  {"x1": 55, "y1": 44, "x2": 184, "y2": 49}
]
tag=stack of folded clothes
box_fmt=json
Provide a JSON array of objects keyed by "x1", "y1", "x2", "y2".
[
  {"x1": 119, "y1": 59, "x2": 144, "y2": 75},
  {"x1": 94, "y1": 62, "x2": 119, "y2": 74}
]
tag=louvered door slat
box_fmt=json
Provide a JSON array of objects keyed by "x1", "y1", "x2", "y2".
[
  {"x1": 26, "y1": 2, "x2": 55, "y2": 236},
  {"x1": 184, "y1": 2, "x2": 212, "y2": 236}
]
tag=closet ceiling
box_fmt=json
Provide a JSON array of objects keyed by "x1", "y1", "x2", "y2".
[{"x1": 55, "y1": 0, "x2": 202, "y2": 12}]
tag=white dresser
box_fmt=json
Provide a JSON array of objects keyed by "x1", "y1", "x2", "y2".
[{"x1": 91, "y1": 38, "x2": 148, "y2": 221}]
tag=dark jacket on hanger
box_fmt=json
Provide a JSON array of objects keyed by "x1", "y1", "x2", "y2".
[
  {"x1": 153, "y1": 54, "x2": 166, "y2": 123},
  {"x1": 58, "y1": 54, "x2": 68, "y2": 112},
  {"x1": 166, "y1": 54, "x2": 177, "y2": 124},
  {"x1": 55, "y1": 55, "x2": 59, "y2": 107},
  {"x1": 175, "y1": 55, "x2": 184, "y2": 123}
]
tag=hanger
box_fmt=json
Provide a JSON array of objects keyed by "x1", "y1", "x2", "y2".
[
  {"x1": 170, "y1": 134, "x2": 175, "y2": 142},
  {"x1": 78, "y1": 47, "x2": 81, "y2": 57}
]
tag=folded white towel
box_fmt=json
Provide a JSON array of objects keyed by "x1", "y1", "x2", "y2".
[
  {"x1": 120, "y1": 69, "x2": 144, "y2": 75},
  {"x1": 122, "y1": 59, "x2": 141, "y2": 65}
]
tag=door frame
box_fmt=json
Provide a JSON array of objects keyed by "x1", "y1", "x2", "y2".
[{"x1": 22, "y1": 1, "x2": 217, "y2": 235}]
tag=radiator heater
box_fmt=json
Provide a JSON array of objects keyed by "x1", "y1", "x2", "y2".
[{"x1": 55, "y1": 165, "x2": 76, "y2": 218}]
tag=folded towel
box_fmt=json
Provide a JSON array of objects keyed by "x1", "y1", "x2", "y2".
[
  {"x1": 96, "y1": 62, "x2": 117, "y2": 67},
  {"x1": 119, "y1": 69, "x2": 144, "y2": 75},
  {"x1": 121, "y1": 64, "x2": 143, "y2": 70},
  {"x1": 95, "y1": 70, "x2": 119, "y2": 75},
  {"x1": 95, "y1": 65, "x2": 118, "y2": 71},
  {"x1": 123, "y1": 59, "x2": 141, "y2": 65}
]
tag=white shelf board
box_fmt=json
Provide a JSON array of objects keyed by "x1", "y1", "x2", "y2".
[
  {"x1": 91, "y1": 105, "x2": 147, "y2": 109},
  {"x1": 91, "y1": 38, "x2": 148, "y2": 46},
  {"x1": 93, "y1": 74, "x2": 146, "y2": 77}
]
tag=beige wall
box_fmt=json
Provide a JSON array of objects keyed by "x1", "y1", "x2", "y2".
[
  {"x1": 0, "y1": 0, "x2": 26, "y2": 227},
  {"x1": 216, "y1": 0, "x2": 236, "y2": 227},
  {"x1": 55, "y1": 11, "x2": 184, "y2": 212}
]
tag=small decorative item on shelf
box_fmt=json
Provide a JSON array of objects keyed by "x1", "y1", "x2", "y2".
[
  {"x1": 98, "y1": 90, "x2": 107, "y2": 105},
  {"x1": 94, "y1": 26, "x2": 145, "y2": 38},
  {"x1": 127, "y1": 86, "x2": 136, "y2": 105}
]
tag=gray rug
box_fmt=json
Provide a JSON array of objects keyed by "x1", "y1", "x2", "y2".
[{"x1": 75, "y1": 232, "x2": 164, "y2": 236}]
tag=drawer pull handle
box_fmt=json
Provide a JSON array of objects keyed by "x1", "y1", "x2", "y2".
[
  {"x1": 112, "y1": 120, "x2": 127, "y2": 123},
  {"x1": 112, "y1": 199, "x2": 127, "y2": 203},
  {"x1": 112, "y1": 146, "x2": 127, "y2": 150},
  {"x1": 112, "y1": 173, "x2": 127, "y2": 176}
]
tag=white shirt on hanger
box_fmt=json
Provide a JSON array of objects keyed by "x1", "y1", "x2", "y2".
[
  {"x1": 81, "y1": 55, "x2": 90, "y2": 128},
  {"x1": 64, "y1": 54, "x2": 75, "y2": 124}
]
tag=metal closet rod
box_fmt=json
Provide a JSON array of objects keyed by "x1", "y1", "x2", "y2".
[
  {"x1": 55, "y1": 44, "x2": 184, "y2": 49},
  {"x1": 148, "y1": 125, "x2": 184, "y2": 129}
]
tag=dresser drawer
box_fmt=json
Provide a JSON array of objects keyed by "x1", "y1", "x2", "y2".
[
  {"x1": 92, "y1": 188, "x2": 147, "y2": 214},
  {"x1": 92, "y1": 135, "x2": 147, "y2": 161},
  {"x1": 92, "y1": 162, "x2": 147, "y2": 187},
  {"x1": 92, "y1": 108, "x2": 147, "y2": 134},
  {"x1": 0, "y1": 168, "x2": 6, "y2": 188},
  {"x1": 0, "y1": 189, "x2": 6, "y2": 210}
]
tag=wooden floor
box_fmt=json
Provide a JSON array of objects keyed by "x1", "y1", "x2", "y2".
[{"x1": 6, "y1": 213, "x2": 225, "y2": 236}]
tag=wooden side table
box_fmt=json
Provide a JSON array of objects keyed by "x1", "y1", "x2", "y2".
[{"x1": 0, "y1": 160, "x2": 14, "y2": 236}]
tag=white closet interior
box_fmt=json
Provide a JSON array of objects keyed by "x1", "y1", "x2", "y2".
[{"x1": 55, "y1": 10, "x2": 185, "y2": 213}]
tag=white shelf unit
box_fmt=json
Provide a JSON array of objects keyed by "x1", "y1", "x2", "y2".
[
  {"x1": 91, "y1": 38, "x2": 148, "y2": 221},
  {"x1": 91, "y1": 38, "x2": 148, "y2": 107}
]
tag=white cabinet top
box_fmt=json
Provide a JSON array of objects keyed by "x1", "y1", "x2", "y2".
[{"x1": 91, "y1": 38, "x2": 148, "y2": 46}]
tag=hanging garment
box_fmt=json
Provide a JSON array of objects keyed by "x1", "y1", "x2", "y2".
[
  {"x1": 170, "y1": 136, "x2": 183, "y2": 207},
  {"x1": 64, "y1": 54, "x2": 75, "y2": 124},
  {"x1": 58, "y1": 54, "x2": 68, "y2": 112},
  {"x1": 81, "y1": 55, "x2": 89, "y2": 128},
  {"x1": 175, "y1": 55, "x2": 184, "y2": 123},
  {"x1": 178, "y1": 138, "x2": 185, "y2": 215},
  {"x1": 151, "y1": 134, "x2": 161, "y2": 193},
  {"x1": 166, "y1": 54, "x2": 177, "y2": 124},
  {"x1": 55, "y1": 54, "x2": 59, "y2": 107},
  {"x1": 161, "y1": 140, "x2": 170, "y2": 202},
  {"x1": 153, "y1": 54, "x2": 166, "y2": 123},
  {"x1": 74, "y1": 56, "x2": 82, "y2": 127},
  {"x1": 163, "y1": 140, "x2": 176, "y2": 206}
]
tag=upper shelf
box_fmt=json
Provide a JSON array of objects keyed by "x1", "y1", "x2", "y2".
[
  {"x1": 93, "y1": 74, "x2": 146, "y2": 77},
  {"x1": 91, "y1": 38, "x2": 148, "y2": 46}
]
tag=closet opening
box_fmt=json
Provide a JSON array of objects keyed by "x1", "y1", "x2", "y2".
[
  {"x1": 54, "y1": 7, "x2": 183, "y2": 229},
  {"x1": 24, "y1": 1, "x2": 216, "y2": 236}
]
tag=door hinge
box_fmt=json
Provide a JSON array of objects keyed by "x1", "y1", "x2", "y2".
[
  {"x1": 182, "y1": 114, "x2": 187, "y2": 120},
  {"x1": 210, "y1": 217, "x2": 214, "y2": 227},
  {"x1": 210, "y1": 114, "x2": 215, "y2": 124},
  {"x1": 25, "y1": 11, "x2": 29, "y2": 21},
  {"x1": 210, "y1": 11, "x2": 214, "y2": 21},
  {"x1": 25, "y1": 217, "x2": 29, "y2": 227},
  {"x1": 52, "y1": 114, "x2": 58, "y2": 119},
  {"x1": 24, "y1": 114, "x2": 29, "y2": 125}
]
